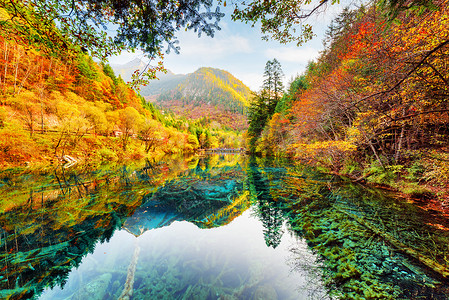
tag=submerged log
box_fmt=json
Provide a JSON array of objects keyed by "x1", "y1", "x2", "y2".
[
  {"x1": 118, "y1": 245, "x2": 141, "y2": 300},
  {"x1": 338, "y1": 208, "x2": 449, "y2": 278},
  {"x1": 62, "y1": 155, "x2": 77, "y2": 168},
  {"x1": 62, "y1": 155, "x2": 77, "y2": 163}
]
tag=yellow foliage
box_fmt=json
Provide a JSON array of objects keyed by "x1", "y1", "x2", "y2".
[
  {"x1": 5, "y1": 90, "x2": 38, "y2": 109},
  {"x1": 56, "y1": 100, "x2": 81, "y2": 120},
  {"x1": 64, "y1": 91, "x2": 86, "y2": 106},
  {"x1": 289, "y1": 140, "x2": 357, "y2": 171}
]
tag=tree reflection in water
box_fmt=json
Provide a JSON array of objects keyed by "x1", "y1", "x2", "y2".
[
  {"x1": 0, "y1": 155, "x2": 448, "y2": 299},
  {"x1": 287, "y1": 240, "x2": 329, "y2": 300},
  {"x1": 247, "y1": 157, "x2": 286, "y2": 249}
]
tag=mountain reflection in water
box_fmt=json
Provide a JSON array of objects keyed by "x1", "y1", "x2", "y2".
[{"x1": 0, "y1": 154, "x2": 448, "y2": 299}]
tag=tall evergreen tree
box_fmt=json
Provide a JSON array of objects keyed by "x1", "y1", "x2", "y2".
[
  {"x1": 247, "y1": 59, "x2": 284, "y2": 153},
  {"x1": 270, "y1": 58, "x2": 284, "y2": 115},
  {"x1": 263, "y1": 60, "x2": 274, "y2": 93},
  {"x1": 263, "y1": 59, "x2": 284, "y2": 116}
]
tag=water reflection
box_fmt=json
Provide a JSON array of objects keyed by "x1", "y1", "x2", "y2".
[
  {"x1": 40, "y1": 211, "x2": 328, "y2": 300},
  {"x1": 0, "y1": 155, "x2": 448, "y2": 299}
]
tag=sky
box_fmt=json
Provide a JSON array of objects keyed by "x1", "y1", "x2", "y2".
[{"x1": 108, "y1": 3, "x2": 347, "y2": 91}]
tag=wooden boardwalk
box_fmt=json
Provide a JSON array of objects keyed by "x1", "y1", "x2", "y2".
[{"x1": 200, "y1": 148, "x2": 245, "y2": 153}]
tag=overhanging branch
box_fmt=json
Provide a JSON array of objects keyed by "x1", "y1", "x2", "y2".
[{"x1": 346, "y1": 39, "x2": 449, "y2": 111}]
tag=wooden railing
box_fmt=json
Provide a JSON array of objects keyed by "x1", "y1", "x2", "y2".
[{"x1": 199, "y1": 148, "x2": 245, "y2": 153}]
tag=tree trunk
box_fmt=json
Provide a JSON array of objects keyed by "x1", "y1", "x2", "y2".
[
  {"x1": 13, "y1": 46, "x2": 21, "y2": 95},
  {"x1": 367, "y1": 135, "x2": 384, "y2": 168},
  {"x1": 16, "y1": 62, "x2": 34, "y2": 95},
  {"x1": 395, "y1": 124, "x2": 406, "y2": 162},
  {"x1": 3, "y1": 42, "x2": 8, "y2": 91},
  {"x1": 39, "y1": 86, "x2": 45, "y2": 134}
]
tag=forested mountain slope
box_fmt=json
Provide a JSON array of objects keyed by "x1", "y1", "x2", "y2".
[
  {"x1": 156, "y1": 67, "x2": 252, "y2": 131},
  {"x1": 0, "y1": 31, "x2": 248, "y2": 167},
  {"x1": 248, "y1": 0, "x2": 449, "y2": 200},
  {"x1": 111, "y1": 63, "x2": 251, "y2": 131}
]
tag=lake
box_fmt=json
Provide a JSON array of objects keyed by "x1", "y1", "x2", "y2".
[{"x1": 1, "y1": 154, "x2": 448, "y2": 299}]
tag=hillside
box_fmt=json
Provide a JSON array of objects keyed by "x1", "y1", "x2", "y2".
[
  {"x1": 111, "y1": 62, "x2": 252, "y2": 131},
  {"x1": 0, "y1": 37, "x2": 205, "y2": 167},
  {"x1": 156, "y1": 67, "x2": 252, "y2": 131},
  {"x1": 248, "y1": 1, "x2": 449, "y2": 201}
]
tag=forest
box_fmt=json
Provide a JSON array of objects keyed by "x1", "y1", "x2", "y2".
[
  {"x1": 155, "y1": 67, "x2": 251, "y2": 131},
  {"x1": 247, "y1": 0, "x2": 449, "y2": 202},
  {"x1": 0, "y1": 0, "x2": 447, "y2": 201},
  {"x1": 0, "y1": 28, "x2": 242, "y2": 166}
]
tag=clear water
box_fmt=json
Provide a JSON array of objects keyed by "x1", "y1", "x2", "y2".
[
  {"x1": 0, "y1": 155, "x2": 448, "y2": 299},
  {"x1": 39, "y1": 212, "x2": 325, "y2": 300}
]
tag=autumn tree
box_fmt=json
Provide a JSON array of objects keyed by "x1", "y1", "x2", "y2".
[
  {"x1": 0, "y1": 107, "x2": 6, "y2": 127},
  {"x1": 229, "y1": 0, "x2": 438, "y2": 46},
  {"x1": 257, "y1": 113, "x2": 291, "y2": 155},
  {"x1": 0, "y1": 0, "x2": 225, "y2": 86},
  {"x1": 139, "y1": 118, "x2": 164, "y2": 153},
  {"x1": 117, "y1": 107, "x2": 143, "y2": 150},
  {"x1": 83, "y1": 102, "x2": 109, "y2": 135}
]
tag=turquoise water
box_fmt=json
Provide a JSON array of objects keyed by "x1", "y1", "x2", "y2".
[
  {"x1": 0, "y1": 155, "x2": 448, "y2": 299},
  {"x1": 39, "y1": 211, "x2": 326, "y2": 300}
]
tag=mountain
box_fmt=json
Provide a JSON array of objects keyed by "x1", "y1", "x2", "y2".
[
  {"x1": 156, "y1": 67, "x2": 252, "y2": 131},
  {"x1": 112, "y1": 58, "x2": 149, "y2": 82},
  {"x1": 112, "y1": 61, "x2": 252, "y2": 131},
  {"x1": 158, "y1": 67, "x2": 251, "y2": 112}
]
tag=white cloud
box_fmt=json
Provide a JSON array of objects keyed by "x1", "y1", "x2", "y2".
[
  {"x1": 233, "y1": 72, "x2": 263, "y2": 91},
  {"x1": 177, "y1": 32, "x2": 253, "y2": 58},
  {"x1": 265, "y1": 47, "x2": 320, "y2": 64}
]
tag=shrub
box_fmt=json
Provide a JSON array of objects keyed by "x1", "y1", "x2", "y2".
[
  {"x1": 422, "y1": 151, "x2": 449, "y2": 186},
  {"x1": 97, "y1": 148, "x2": 117, "y2": 162},
  {"x1": 404, "y1": 161, "x2": 425, "y2": 182},
  {"x1": 364, "y1": 160, "x2": 403, "y2": 186}
]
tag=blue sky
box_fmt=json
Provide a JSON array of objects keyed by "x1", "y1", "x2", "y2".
[{"x1": 108, "y1": 3, "x2": 346, "y2": 91}]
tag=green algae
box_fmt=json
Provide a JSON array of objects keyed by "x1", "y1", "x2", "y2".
[{"x1": 274, "y1": 164, "x2": 449, "y2": 299}]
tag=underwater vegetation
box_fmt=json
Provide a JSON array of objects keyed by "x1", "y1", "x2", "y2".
[{"x1": 276, "y1": 164, "x2": 449, "y2": 299}]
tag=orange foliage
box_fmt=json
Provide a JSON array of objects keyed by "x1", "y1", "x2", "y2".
[{"x1": 259, "y1": 0, "x2": 449, "y2": 174}]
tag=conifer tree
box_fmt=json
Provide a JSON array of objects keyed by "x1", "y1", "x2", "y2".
[
  {"x1": 247, "y1": 90, "x2": 269, "y2": 152},
  {"x1": 247, "y1": 59, "x2": 284, "y2": 152},
  {"x1": 263, "y1": 60, "x2": 274, "y2": 94},
  {"x1": 263, "y1": 59, "x2": 284, "y2": 116}
]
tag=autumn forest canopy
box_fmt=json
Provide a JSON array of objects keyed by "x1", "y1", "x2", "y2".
[{"x1": 247, "y1": 0, "x2": 449, "y2": 200}]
